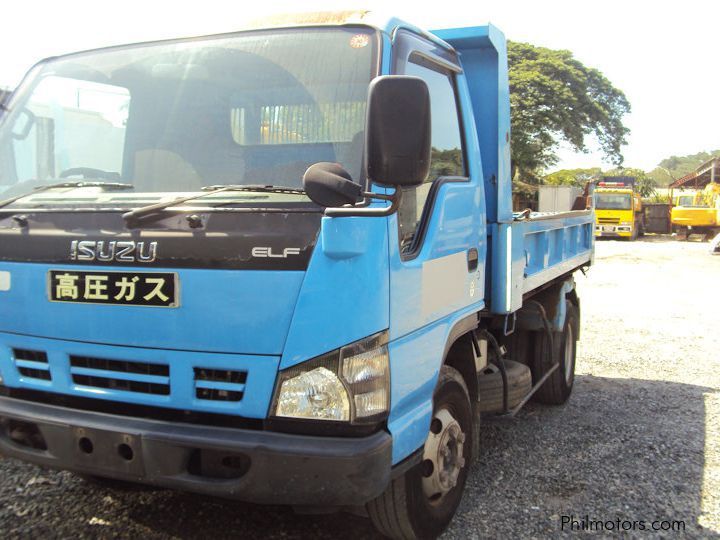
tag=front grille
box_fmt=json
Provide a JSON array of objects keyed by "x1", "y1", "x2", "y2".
[
  {"x1": 7, "y1": 345, "x2": 261, "y2": 412},
  {"x1": 598, "y1": 217, "x2": 620, "y2": 224},
  {"x1": 13, "y1": 349, "x2": 51, "y2": 381},
  {"x1": 70, "y1": 355, "x2": 170, "y2": 396},
  {"x1": 194, "y1": 368, "x2": 247, "y2": 402}
]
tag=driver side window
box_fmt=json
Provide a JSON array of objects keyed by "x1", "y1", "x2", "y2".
[{"x1": 398, "y1": 55, "x2": 466, "y2": 255}]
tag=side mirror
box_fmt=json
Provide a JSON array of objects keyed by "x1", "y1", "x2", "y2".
[
  {"x1": 366, "y1": 76, "x2": 431, "y2": 187},
  {"x1": 11, "y1": 107, "x2": 36, "y2": 140},
  {"x1": 303, "y1": 162, "x2": 362, "y2": 208}
]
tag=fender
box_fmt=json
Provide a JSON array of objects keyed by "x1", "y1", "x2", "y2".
[{"x1": 515, "y1": 277, "x2": 577, "y2": 333}]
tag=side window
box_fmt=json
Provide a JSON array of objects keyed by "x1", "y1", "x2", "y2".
[{"x1": 399, "y1": 55, "x2": 466, "y2": 254}]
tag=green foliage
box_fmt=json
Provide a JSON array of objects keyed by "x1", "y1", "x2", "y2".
[
  {"x1": 430, "y1": 148, "x2": 464, "y2": 178},
  {"x1": 647, "y1": 192, "x2": 672, "y2": 204},
  {"x1": 543, "y1": 167, "x2": 601, "y2": 188},
  {"x1": 508, "y1": 41, "x2": 630, "y2": 180},
  {"x1": 604, "y1": 167, "x2": 657, "y2": 198},
  {"x1": 647, "y1": 149, "x2": 720, "y2": 184},
  {"x1": 542, "y1": 166, "x2": 658, "y2": 197}
]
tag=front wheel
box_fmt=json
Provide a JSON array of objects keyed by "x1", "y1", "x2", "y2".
[{"x1": 367, "y1": 366, "x2": 473, "y2": 539}]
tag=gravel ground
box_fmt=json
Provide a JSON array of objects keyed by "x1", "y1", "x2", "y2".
[{"x1": 1, "y1": 236, "x2": 719, "y2": 538}]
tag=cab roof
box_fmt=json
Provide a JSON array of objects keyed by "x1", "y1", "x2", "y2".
[{"x1": 239, "y1": 10, "x2": 455, "y2": 51}]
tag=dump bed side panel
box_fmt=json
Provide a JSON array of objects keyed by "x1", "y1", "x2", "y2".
[{"x1": 490, "y1": 211, "x2": 594, "y2": 313}]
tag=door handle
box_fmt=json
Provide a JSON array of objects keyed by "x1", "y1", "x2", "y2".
[{"x1": 467, "y1": 248, "x2": 479, "y2": 272}]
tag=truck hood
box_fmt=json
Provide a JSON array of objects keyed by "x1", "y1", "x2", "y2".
[{"x1": 0, "y1": 210, "x2": 321, "y2": 354}]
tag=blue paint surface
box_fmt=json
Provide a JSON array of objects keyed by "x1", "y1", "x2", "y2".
[
  {"x1": 0, "y1": 21, "x2": 596, "y2": 471},
  {"x1": 280, "y1": 215, "x2": 390, "y2": 369},
  {"x1": 0, "y1": 262, "x2": 304, "y2": 354}
]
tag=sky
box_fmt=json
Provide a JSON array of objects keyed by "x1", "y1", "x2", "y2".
[{"x1": 1, "y1": 0, "x2": 717, "y2": 173}]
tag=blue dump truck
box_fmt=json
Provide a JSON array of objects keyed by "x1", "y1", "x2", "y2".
[{"x1": 0, "y1": 12, "x2": 594, "y2": 538}]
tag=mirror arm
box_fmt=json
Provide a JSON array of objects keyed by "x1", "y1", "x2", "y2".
[
  {"x1": 324, "y1": 188, "x2": 402, "y2": 217},
  {"x1": 363, "y1": 191, "x2": 394, "y2": 202}
]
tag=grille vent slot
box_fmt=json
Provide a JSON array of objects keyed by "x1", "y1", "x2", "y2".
[
  {"x1": 70, "y1": 355, "x2": 170, "y2": 396},
  {"x1": 194, "y1": 368, "x2": 247, "y2": 402},
  {"x1": 13, "y1": 349, "x2": 51, "y2": 381}
]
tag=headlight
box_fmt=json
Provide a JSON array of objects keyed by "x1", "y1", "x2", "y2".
[
  {"x1": 272, "y1": 331, "x2": 389, "y2": 424},
  {"x1": 275, "y1": 366, "x2": 350, "y2": 421}
]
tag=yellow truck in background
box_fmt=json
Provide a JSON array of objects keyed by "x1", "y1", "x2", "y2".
[
  {"x1": 593, "y1": 176, "x2": 644, "y2": 240},
  {"x1": 669, "y1": 158, "x2": 720, "y2": 241},
  {"x1": 671, "y1": 183, "x2": 720, "y2": 240}
]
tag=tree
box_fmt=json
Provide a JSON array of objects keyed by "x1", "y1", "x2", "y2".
[
  {"x1": 508, "y1": 42, "x2": 631, "y2": 180},
  {"x1": 647, "y1": 149, "x2": 720, "y2": 185},
  {"x1": 603, "y1": 167, "x2": 657, "y2": 198},
  {"x1": 543, "y1": 167, "x2": 601, "y2": 188}
]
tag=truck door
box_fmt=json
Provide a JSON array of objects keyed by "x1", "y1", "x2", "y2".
[{"x1": 388, "y1": 30, "x2": 487, "y2": 341}]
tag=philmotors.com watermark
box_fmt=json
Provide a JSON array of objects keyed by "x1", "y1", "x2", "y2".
[{"x1": 561, "y1": 515, "x2": 686, "y2": 533}]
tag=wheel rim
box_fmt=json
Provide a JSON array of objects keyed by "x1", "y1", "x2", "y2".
[
  {"x1": 421, "y1": 408, "x2": 466, "y2": 504},
  {"x1": 564, "y1": 324, "x2": 575, "y2": 383}
]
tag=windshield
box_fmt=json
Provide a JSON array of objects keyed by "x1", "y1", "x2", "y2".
[
  {"x1": 595, "y1": 193, "x2": 631, "y2": 210},
  {"x1": 0, "y1": 27, "x2": 377, "y2": 210},
  {"x1": 676, "y1": 194, "x2": 708, "y2": 208}
]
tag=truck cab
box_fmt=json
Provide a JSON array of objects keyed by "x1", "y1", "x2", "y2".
[
  {"x1": 0, "y1": 12, "x2": 594, "y2": 538},
  {"x1": 593, "y1": 176, "x2": 644, "y2": 239},
  {"x1": 671, "y1": 183, "x2": 720, "y2": 240}
]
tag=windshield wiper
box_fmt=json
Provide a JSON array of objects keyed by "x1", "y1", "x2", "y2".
[
  {"x1": 122, "y1": 184, "x2": 305, "y2": 224},
  {"x1": 202, "y1": 184, "x2": 306, "y2": 195},
  {"x1": 0, "y1": 181, "x2": 134, "y2": 210}
]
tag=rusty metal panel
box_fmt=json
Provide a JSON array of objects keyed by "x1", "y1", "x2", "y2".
[{"x1": 643, "y1": 203, "x2": 671, "y2": 233}]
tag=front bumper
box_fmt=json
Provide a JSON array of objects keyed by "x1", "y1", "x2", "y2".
[
  {"x1": 595, "y1": 229, "x2": 631, "y2": 238},
  {"x1": 595, "y1": 225, "x2": 632, "y2": 238},
  {"x1": 0, "y1": 396, "x2": 392, "y2": 506}
]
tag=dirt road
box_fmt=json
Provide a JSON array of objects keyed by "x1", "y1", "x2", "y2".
[{"x1": 1, "y1": 237, "x2": 718, "y2": 538}]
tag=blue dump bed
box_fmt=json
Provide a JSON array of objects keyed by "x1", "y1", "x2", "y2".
[{"x1": 433, "y1": 25, "x2": 594, "y2": 313}]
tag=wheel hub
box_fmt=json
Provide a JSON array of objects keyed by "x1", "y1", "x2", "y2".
[{"x1": 421, "y1": 408, "x2": 466, "y2": 503}]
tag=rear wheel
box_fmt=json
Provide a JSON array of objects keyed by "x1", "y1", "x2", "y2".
[
  {"x1": 531, "y1": 300, "x2": 579, "y2": 405},
  {"x1": 367, "y1": 366, "x2": 472, "y2": 539}
]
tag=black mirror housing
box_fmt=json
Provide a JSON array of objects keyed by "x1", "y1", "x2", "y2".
[
  {"x1": 303, "y1": 162, "x2": 363, "y2": 208},
  {"x1": 366, "y1": 76, "x2": 431, "y2": 188}
]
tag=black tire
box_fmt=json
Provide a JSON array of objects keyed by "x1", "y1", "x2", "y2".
[
  {"x1": 531, "y1": 300, "x2": 579, "y2": 405},
  {"x1": 367, "y1": 366, "x2": 472, "y2": 539},
  {"x1": 476, "y1": 360, "x2": 532, "y2": 413}
]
